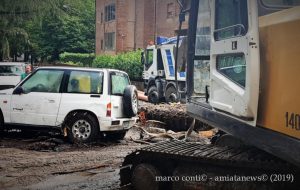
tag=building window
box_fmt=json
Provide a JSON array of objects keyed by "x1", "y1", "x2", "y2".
[
  {"x1": 101, "y1": 40, "x2": 103, "y2": 50},
  {"x1": 105, "y1": 4, "x2": 115, "y2": 22},
  {"x1": 167, "y1": 3, "x2": 175, "y2": 18},
  {"x1": 104, "y1": 32, "x2": 115, "y2": 50},
  {"x1": 101, "y1": 12, "x2": 103, "y2": 23}
]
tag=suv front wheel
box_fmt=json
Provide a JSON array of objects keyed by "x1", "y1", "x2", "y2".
[{"x1": 66, "y1": 112, "x2": 99, "y2": 143}]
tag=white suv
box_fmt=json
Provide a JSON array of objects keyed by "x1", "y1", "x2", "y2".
[{"x1": 0, "y1": 67, "x2": 138, "y2": 142}]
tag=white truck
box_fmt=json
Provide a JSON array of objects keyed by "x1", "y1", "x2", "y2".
[{"x1": 142, "y1": 38, "x2": 186, "y2": 103}]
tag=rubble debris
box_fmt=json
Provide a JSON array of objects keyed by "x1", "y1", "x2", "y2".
[
  {"x1": 199, "y1": 129, "x2": 218, "y2": 138},
  {"x1": 129, "y1": 137, "x2": 152, "y2": 145},
  {"x1": 137, "y1": 90, "x2": 148, "y2": 102},
  {"x1": 138, "y1": 111, "x2": 147, "y2": 125},
  {"x1": 138, "y1": 102, "x2": 212, "y2": 132},
  {"x1": 125, "y1": 124, "x2": 211, "y2": 144}
]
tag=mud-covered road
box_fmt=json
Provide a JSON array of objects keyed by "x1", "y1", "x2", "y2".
[
  {"x1": 0, "y1": 132, "x2": 145, "y2": 190},
  {"x1": 0, "y1": 102, "x2": 213, "y2": 190}
]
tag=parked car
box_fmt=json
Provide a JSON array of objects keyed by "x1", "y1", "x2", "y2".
[
  {"x1": 0, "y1": 62, "x2": 26, "y2": 90},
  {"x1": 0, "y1": 67, "x2": 138, "y2": 142}
]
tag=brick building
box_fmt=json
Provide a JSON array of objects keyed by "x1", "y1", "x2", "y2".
[{"x1": 95, "y1": 0, "x2": 188, "y2": 55}]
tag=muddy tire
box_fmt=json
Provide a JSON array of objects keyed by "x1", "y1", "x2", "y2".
[
  {"x1": 66, "y1": 112, "x2": 99, "y2": 143},
  {"x1": 148, "y1": 85, "x2": 159, "y2": 104},
  {"x1": 123, "y1": 85, "x2": 138, "y2": 117},
  {"x1": 165, "y1": 86, "x2": 179, "y2": 103}
]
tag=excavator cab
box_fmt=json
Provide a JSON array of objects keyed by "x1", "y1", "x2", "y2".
[
  {"x1": 187, "y1": 0, "x2": 260, "y2": 126},
  {"x1": 186, "y1": 0, "x2": 300, "y2": 166}
]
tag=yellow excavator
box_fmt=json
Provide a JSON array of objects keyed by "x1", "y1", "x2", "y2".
[{"x1": 120, "y1": 0, "x2": 300, "y2": 189}]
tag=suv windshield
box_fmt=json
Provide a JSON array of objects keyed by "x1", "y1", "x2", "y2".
[{"x1": 0, "y1": 65, "x2": 24, "y2": 76}]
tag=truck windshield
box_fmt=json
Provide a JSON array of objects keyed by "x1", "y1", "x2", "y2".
[{"x1": 0, "y1": 65, "x2": 24, "y2": 76}]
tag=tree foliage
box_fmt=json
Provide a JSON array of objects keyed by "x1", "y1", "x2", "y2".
[
  {"x1": 93, "y1": 51, "x2": 143, "y2": 81},
  {"x1": 60, "y1": 52, "x2": 95, "y2": 67},
  {"x1": 0, "y1": 0, "x2": 95, "y2": 62}
]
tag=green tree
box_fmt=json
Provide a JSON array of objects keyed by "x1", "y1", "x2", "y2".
[
  {"x1": 32, "y1": 0, "x2": 95, "y2": 61},
  {"x1": 0, "y1": 0, "x2": 62, "y2": 61},
  {"x1": 0, "y1": 0, "x2": 95, "y2": 62}
]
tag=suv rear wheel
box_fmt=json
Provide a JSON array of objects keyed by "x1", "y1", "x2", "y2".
[{"x1": 66, "y1": 112, "x2": 99, "y2": 143}]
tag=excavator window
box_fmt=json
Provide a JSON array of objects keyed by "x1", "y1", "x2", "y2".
[
  {"x1": 216, "y1": 53, "x2": 246, "y2": 87},
  {"x1": 193, "y1": 0, "x2": 211, "y2": 97},
  {"x1": 214, "y1": 0, "x2": 248, "y2": 41}
]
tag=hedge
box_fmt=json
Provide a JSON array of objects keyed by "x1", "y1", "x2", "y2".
[
  {"x1": 59, "y1": 52, "x2": 95, "y2": 67},
  {"x1": 92, "y1": 50, "x2": 143, "y2": 81},
  {"x1": 59, "y1": 51, "x2": 143, "y2": 81}
]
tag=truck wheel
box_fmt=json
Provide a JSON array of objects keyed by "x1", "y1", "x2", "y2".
[
  {"x1": 148, "y1": 86, "x2": 159, "y2": 104},
  {"x1": 123, "y1": 85, "x2": 138, "y2": 117},
  {"x1": 165, "y1": 86, "x2": 179, "y2": 103},
  {"x1": 66, "y1": 112, "x2": 99, "y2": 143}
]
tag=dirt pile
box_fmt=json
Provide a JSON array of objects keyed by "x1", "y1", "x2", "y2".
[{"x1": 138, "y1": 102, "x2": 211, "y2": 132}]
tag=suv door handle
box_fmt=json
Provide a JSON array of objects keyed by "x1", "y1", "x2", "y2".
[
  {"x1": 13, "y1": 108, "x2": 23, "y2": 111},
  {"x1": 48, "y1": 100, "x2": 55, "y2": 103},
  {"x1": 90, "y1": 95, "x2": 101, "y2": 98}
]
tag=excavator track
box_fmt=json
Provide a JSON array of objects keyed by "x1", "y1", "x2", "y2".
[{"x1": 120, "y1": 140, "x2": 299, "y2": 190}]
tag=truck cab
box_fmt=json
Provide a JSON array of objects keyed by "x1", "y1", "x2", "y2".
[{"x1": 142, "y1": 38, "x2": 186, "y2": 103}]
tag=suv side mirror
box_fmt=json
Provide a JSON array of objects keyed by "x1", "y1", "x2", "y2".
[{"x1": 13, "y1": 86, "x2": 25, "y2": 95}]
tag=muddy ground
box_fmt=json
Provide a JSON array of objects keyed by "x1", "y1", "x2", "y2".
[
  {"x1": 0, "y1": 102, "x2": 214, "y2": 190},
  {"x1": 0, "y1": 131, "x2": 145, "y2": 190}
]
